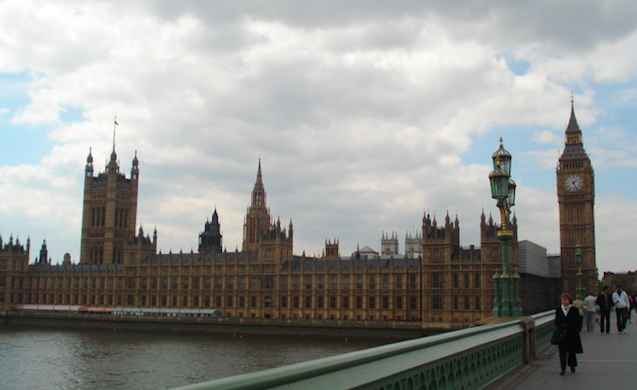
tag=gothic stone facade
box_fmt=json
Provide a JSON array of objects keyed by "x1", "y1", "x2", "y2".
[{"x1": 2, "y1": 149, "x2": 521, "y2": 326}]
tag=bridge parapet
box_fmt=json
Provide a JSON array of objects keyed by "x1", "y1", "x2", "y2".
[{"x1": 172, "y1": 311, "x2": 555, "y2": 390}]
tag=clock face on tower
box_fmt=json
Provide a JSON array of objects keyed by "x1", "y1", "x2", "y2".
[{"x1": 564, "y1": 174, "x2": 583, "y2": 192}]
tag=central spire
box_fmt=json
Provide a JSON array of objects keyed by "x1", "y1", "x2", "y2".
[
  {"x1": 251, "y1": 158, "x2": 266, "y2": 207},
  {"x1": 243, "y1": 159, "x2": 271, "y2": 252}
]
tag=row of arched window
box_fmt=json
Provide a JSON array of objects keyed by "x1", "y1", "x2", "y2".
[
  {"x1": 114, "y1": 207, "x2": 129, "y2": 229},
  {"x1": 89, "y1": 246, "x2": 104, "y2": 264},
  {"x1": 88, "y1": 245, "x2": 124, "y2": 264},
  {"x1": 90, "y1": 207, "x2": 106, "y2": 227},
  {"x1": 89, "y1": 206, "x2": 129, "y2": 228}
]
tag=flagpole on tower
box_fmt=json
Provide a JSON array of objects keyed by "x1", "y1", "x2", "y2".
[{"x1": 113, "y1": 116, "x2": 118, "y2": 151}]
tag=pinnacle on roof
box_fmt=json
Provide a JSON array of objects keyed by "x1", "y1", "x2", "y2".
[{"x1": 565, "y1": 99, "x2": 581, "y2": 135}]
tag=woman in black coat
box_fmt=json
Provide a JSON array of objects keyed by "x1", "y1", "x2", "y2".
[{"x1": 555, "y1": 293, "x2": 584, "y2": 375}]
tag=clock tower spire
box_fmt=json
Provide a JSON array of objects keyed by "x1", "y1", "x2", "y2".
[{"x1": 557, "y1": 101, "x2": 596, "y2": 295}]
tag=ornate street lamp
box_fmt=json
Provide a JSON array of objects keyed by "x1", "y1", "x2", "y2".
[
  {"x1": 489, "y1": 138, "x2": 522, "y2": 317},
  {"x1": 575, "y1": 244, "x2": 584, "y2": 298}
]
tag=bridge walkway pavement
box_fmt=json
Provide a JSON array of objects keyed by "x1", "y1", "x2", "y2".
[{"x1": 487, "y1": 312, "x2": 637, "y2": 390}]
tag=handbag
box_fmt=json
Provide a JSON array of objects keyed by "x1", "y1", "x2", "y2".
[{"x1": 551, "y1": 328, "x2": 567, "y2": 345}]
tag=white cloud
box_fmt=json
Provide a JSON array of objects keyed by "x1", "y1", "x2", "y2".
[
  {"x1": 0, "y1": 1, "x2": 635, "y2": 273},
  {"x1": 596, "y1": 195, "x2": 637, "y2": 272},
  {"x1": 532, "y1": 130, "x2": 561, "y2": 145}
]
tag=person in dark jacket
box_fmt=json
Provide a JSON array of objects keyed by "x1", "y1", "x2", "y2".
[
  {"x1": 596, "y1": 286, "x2": 613, "y2": 333},
  {"x1": 555, "y1": 293, "x2": 583, "y2": 375}
]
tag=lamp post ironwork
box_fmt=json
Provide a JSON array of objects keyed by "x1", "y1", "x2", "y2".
[
  {"x1": 489, "y1": 138, "x2": 522, "y2": 317},
  {"x1": 575, "y1": 244, "x2": 584, "y2": 298}
]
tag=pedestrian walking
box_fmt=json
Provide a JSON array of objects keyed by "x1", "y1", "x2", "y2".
[
  {"x1": 555, "y1": 293, "x2": 583, "y2": 375},
  {"x1": 583, "y1": 292, "x2": 597, "y2": 331},
  {"x1": 595, "y1": 286, "x2": 613, "y2": 334},
  {"x1": 612, "y1": 285, "x2": 630, "y2": 333}
]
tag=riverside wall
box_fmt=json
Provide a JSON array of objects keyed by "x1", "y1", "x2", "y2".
[{"x1": 0, "y1": 311, "x2": 459, "y2": 338}]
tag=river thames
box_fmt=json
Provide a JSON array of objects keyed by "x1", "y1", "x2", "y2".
[{"x1": 0, "y1": 326, "x2": 404, "y2": 390}]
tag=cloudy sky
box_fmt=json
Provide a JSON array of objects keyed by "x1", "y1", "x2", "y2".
[{"x1": 1, "y1": 1, "x2": 636, "y2": 273}]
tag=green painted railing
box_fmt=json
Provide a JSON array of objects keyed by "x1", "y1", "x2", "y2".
[{"x1": 171, "y1": 311, "x2": 555, "y2": 390}]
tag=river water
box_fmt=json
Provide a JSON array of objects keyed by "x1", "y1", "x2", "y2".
[{"x1": 0, "y1": 326, "x2": 402, "y2": 390}]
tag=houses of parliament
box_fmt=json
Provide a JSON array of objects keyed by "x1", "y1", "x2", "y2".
[{"x1": 0, "y1": 105, "x2": 597, "y2": 325}]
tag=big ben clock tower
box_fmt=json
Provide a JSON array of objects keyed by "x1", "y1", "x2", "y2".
[{"x1": 557, "y1": 100, "x2": 597, "y2": 295}]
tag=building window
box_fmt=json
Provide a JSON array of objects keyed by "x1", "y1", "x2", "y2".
[
  {"x1": 264, "y1": 277, "x2": 273, "y2": 289},
  {"x1": 369, "y1": 297, "x2": 376, "y2": 309},
  {"x1": 227, "y1": 277, "x2": 234, "y2": 290},
  {"x1": 409, "y1": 296, "x2": 417, "y2": 310},
  {"x1": 293, "y1": 276, "x2": 300, "y2": 290},
  {"x1": 264, "y1": 296, "x2": 272, "y2": 308},
  {"x1": 318, "y1": 296, "x2": 324, "y2": 309},
  {"x1": 396, "y1": 296, "x2": 403, "y2": 309},
  {"x1": 356, "y1": 276, "x2": 363, "y2": 289},
  {"x1": 330, "y1": 296, "x2": 337, "y2": 309},
  {"x1": 382, "y1": 275, "x2": 389, "y2": 290},
  {"x1": 464, "y1": 296, "x2": 470, "y2": 310},
  {"x1": 474, "y1": 273, "x2": 481, "y2": 288},
  {"x1": 453, "y1": 273, "x2": 459, "y2": 288},
  {"x1": 293, "y1": 296, "x2": 300, "y2": 308},
  {"x1": 453, "y1": 296, "x2": 459, "y2": 310},
  {"x1": 409, "y1": 275, "x2": 417, "y2": 289},
  {"x1": 227, "y1": 296, "x2": 233, "y2": 307},
  {"x1": 239, "y1": 277, "x2": 246, "y2": 290},
  {"x1": 432, "y1": 295, "x2": 442, "y2": 310},
  {"x1": 356, "y1": 296, "x2": 363, "y2": 309},
  {"x1": 305, "y1": 296, "x2": 312, "y2": 308},
  {"x1": 239, "y1": 296, "x2": 245, "y2": 307},
  {"x1": 475, "y1": 296, "x2": 481, "y2": 310},
  {"x1": 343, "y1": 276, "x2": 349, "y2": 290},
  {"x1": 281, "y1": 296, "x2": 288, "y2": 308},
  {"x1": 343, "y1": 296, "x2": 350, "y2": 309},
  {"x1": 280, "y1": 276, "x2": 288, "y2": 289},
  {"x1": 318, "y1": 276, "x2": 324, "y2": 289},
  {"x1": 251, "y1": 296, "x2": 257, "y2": 308},
  {"x1": 305, "y1": 277, "x2": 312, "y2": 290},
  {"x1": 369, "y1": 276, "x2": 375, "y2": 290},
  {"x1": 395, "y1": 275, "x2": 403, "y2": 290},
  {"x1": 330, "y1": 276, "x2": 337, "y2": 290},
  {"x1": 464, "y1": 273, "x2": 470, "y2": 289},
  {"x1": 433, "y1": 249, "x2": 441, "y2": 263},
  {"x1": 432, "y1": 273, "x2": 442, "y2": 289},
  {"x1": 382, "y1": 296, "x2": 389, "y2": 309}
]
